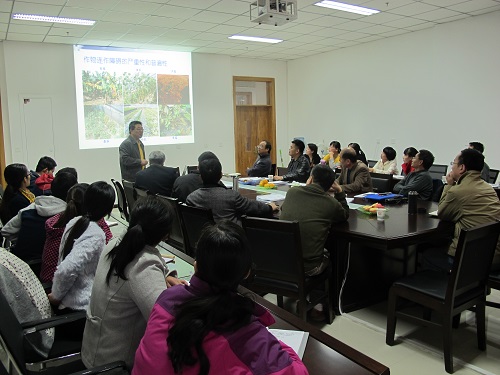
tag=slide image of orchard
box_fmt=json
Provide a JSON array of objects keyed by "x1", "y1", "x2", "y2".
[
  {"x1": 158, "y1": 74, "x2": 192, "y2": 136},
  {"x1": 123, "y1": 72, "x2": 160, "y2": 137},
  {"x1": 82, "y1": 71, "x2": 124, "y2": 139}
]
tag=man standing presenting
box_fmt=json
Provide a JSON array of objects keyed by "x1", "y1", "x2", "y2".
[
  {"x1": 119, "y1": 121, "x2": 147, "y2": 182},
  {"x1": 335, "y1": 148, "x2": 372, "y2": 194},
  {"x1": 393, "y1": 149, "x2": 434, "y2": 200},
  {"x1": 274, "y1": 139, "x2": 310, "y2": 183},
  {"x1": 247, "y1": 140, "x2": 272, "y2": 177},
  {"x1": 134, "y1": 151, "x2": 179, "y2": 197},
  {"x1": 423, "y1": 148, "x2": 500, "y2": 271}
]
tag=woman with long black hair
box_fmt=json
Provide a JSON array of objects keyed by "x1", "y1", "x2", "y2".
[
  {"x1": 0, "y1": 163, "x2": 34, "y2": 225},
  {"x1": 133, "y1": 221, "x2": 308, "y2": 375},
  {"x1": 49, "y1": 181, "x2": 115, "y2": 311},
  {"x1": 81, "y1": 195, "x2": 185, "y2": 370}
]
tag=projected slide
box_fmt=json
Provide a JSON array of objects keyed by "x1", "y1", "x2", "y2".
[{"x1": 74, "y1": 46, "x2": 194, "y2": 149}]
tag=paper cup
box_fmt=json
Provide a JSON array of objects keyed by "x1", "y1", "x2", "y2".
[{"x1": 377, "y1": 208, "x2": 387, "y2": 221}]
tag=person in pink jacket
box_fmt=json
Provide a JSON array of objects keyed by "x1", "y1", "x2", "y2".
[{"x1": 133, "y1": 221, "x2": 309, "y2": 375}]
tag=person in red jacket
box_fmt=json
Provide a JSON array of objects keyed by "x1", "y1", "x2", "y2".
[{"x1": 133, "y1": 221, "x2": 308, "y2": 375}]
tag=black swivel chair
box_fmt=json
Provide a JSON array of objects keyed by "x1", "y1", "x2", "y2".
[
  {"x1": 367, "y1": 160, "x2": 377, "y2": 168},
  {"x1": 177, "y1": 204, "x2": 214, "y2": 257},
  {"x1": 134, "y1": 186, "x2": 149, "y2": 199},
  {"x1": 241, "y1": 216, "x2": 334, "y2": 324},
  {"x1": 111, "y1": 179, "x2": 129, "y2": 222},
  {"x1": 0, "y1": 289, "x2": 86, "y2": 375},
  {"x1": 185, "y1": 165, "x2": 198, "y2": 175},
  {"x1": 271, "y1": 163, "x2": 277, "y2": 176},
  {"x1": 386, "y1": 221, "x2": 500, "y2": 373},
  {"x1": 370, "y1": 172, "x2": 393, "y2": 193},
  {"x1": 157, "y1": 195, "x2": 186, "y2": 253}
]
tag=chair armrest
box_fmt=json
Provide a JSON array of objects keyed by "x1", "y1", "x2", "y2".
[
  {"x1": 21, "y1": 311, "x2": 86, "y2": 334},
  {"x1": 69, "y1": 361, "x2": 129, "y2": 375}
]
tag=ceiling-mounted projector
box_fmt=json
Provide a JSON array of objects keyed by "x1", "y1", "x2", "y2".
[{"x1": 250, "y1": 0, "x2": 298, "y2": 26}]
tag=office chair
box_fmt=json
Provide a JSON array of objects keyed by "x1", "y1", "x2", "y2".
[
  {"x1": 177, "y1": 204, "x2": 214, "y2": 257},
  {"x1": 489, "y1": 169, "x2": 499, "y2": 184},
  {"x1": 386, "y1": 221, "x2": 500, "y2": 373},
  {"x1": 121, "y1": 180, "x2": 137, "y2": 212},
  {"x1": 370, "y1": 172, "x2": 393, "y2": 193},
  {"x1": 157, "y1": 195, "x2": 186, "y2": 252},
  {"x1": 241, "y1": 216, "x2": 334, "y2": 324}
]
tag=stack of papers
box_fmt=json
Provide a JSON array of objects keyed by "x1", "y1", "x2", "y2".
[
  {"x1": 256, "y1": 193, "x2": 285, "y2": 205},
  {"x1": 268, "y1": 329, "x2": 309, "y2": 359}
]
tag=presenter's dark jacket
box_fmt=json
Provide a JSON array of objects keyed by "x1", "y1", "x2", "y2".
[
  {"x1": 119, "y1": 135, "x2": 145, "y2": 182},
  {"x1": 281, "y1": 154, "x2": 310, "y2": 183},
  {"x1": 247, "y1": 153, "x2": 272, "y2": 177},
  {"x1": 335, "y1": 161, "x2": 372, "y2": 194},
  {"x1": 134, "y1": 165, "x2": 179, "y2": 197}
]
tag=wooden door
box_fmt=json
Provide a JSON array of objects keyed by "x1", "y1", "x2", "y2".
[{"x1": 233, "y1": 77, "x2": 276, "y2": 176}]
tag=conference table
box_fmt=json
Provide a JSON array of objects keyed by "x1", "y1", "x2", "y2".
[
  {"x1": 162, "y1": 243, "x2": 390, "y2": 375},
  {"x1": 234, "y1": 179, "x2": 454, "y2": 315}
]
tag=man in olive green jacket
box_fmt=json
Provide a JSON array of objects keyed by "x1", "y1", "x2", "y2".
[{"x1": 437, "y1": 148, "x2": 500, "y2": 271}]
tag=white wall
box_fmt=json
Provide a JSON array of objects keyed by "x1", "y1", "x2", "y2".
[
  {"x1": 287, "y1": 11, "x2": 500, "y2": 169},
  {"x1": 0, "y1": 43, "x2": 288, "y2": 183}
]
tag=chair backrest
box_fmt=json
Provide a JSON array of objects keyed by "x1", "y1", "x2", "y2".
[
  {"x1": 489, "y1": 169, "x2": 499, "y2": 184},
  {"x1": 186, "y1": 165, "x2": 198, "y2": 175},
  {"x1": 447, "y1": 221, "x2": 500, "y2": 306},
  {"x1": 271, "y1": 163, "x2": 277, "y2": 176},
  {"x1": 241, "y1": 216, "x2": 304, "y2": 286},
  {"x1": 428, "y1": 164, "x2": 448, "y2": 180},
  {"x1": 369, "y1": 172, "x2": 392, "y2": 193},
  {"x1": 431, "y1": 179, "x2": 444, "y2": 202},
  {"x1": 0, "y1": 289, "x2": 28, "y2": 373},
  {"x1": 277, "y1": 167, "x2": 288, "y2": 176},
  {"x1": 367, "y1": 159, "x2": 377, "y2": 168},
  {"x1": 111, "y1": 179, "x2": 129, "y2": 222},
  {"x1": 177, "y1": 204, "x2": 214, "y2": 257},
  {"x1": 134, "y1": 186, "x2": 149, "y2": 199},
  {"x1": 157, "y1": 195, "x2": 185, "y2": 252},
  {"x1": 122, "y1": 180, "x2": 137, "y2": 212}
]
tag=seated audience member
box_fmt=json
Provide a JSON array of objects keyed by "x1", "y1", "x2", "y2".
[
  {"x1": 0, "y1": 164, "x2": 35, "y2": 225},
  {"x1": 369, "y1": 147, "x2": 399, "y2": 175},
  {"x1": 423, "y1": 148, "x2": 500, "y2": 272},
  {"x1": 82, "y1": 196, "x2": 185, "y2": 370},
  {"x1": 305, "y1": 143, "x2": 321, "y2": 168},
  {"x1": 348, "y1": 142, "x2": 368, "y2": 166},
  {"x1": 134, "y1": 150, "x2": 180, "y2": 197},
  {"x1": 49, "y1": 181, "x2": 115, "y2": 312},
  {"x1": 57, "y1": 167, "x2": 78, "y2": 179},
  {"x1": 172, "y1": 151, "x2": 219, "y2": 202},
  {"x1": 401, "y1": 147, "x2": 418, "y2": 176},
  {"x1": 247, "y1": 140, "x2": 273, "y2": 177},
  {"x1": 322, "y1": 141, "x2": 341, "y2": 169},
  {"x1": 29, "y1": 156, "x2": 57, "y2": 196},
  {"x1": 0, "y1": 248, "x2": 54, "y2": 357},
  {"x1": 1, "y1": 172, "x2": 77, "y2": 262},
  {"x1": 40, "y1": 183, "x2": 113, "y2": 283},
  {"x1": 335, "y1": 148, "x2": 373, "y2": 194},
  {"x1": 393, "y1": 149, "x2": 434, "y2": 200},
  {"x1": 469, "y1": 142, "x2": 490, "y2": 182},
  {"x1": 186, "y1": 158, "x2": 277, "y2": 225},
  {"x1": 274, "y1": 139, "x2": 311, "y2": 183},
  {"x1": 133, "y1": 221, "x2": 308, "y2": 375},
  {"x1": 281, "y1": 165, "x2": 349, "y2": 276}
]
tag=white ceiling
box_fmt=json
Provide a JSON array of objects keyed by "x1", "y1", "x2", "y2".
[{"x1": 1, "y1": 0, "x2": 499, "y2": 60}]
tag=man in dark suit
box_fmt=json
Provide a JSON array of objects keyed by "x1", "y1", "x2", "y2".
[
  {"x1": 119, "y1": 121, "x2": 147, "y2": 182},
  {"x1": 172, "y1": 151, "x2": 219, "y2": 202},
  {"x1": 134, "y1": 151, "x2": 179, "y2": 197}
]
